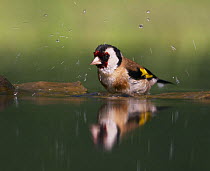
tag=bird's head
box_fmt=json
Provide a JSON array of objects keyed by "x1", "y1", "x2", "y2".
[{"x1": 90, "y1": 44, "x2": 122, "y2": 69}]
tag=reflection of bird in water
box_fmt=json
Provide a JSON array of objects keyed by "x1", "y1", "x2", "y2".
[{"x1": 90, "y1": 98, "x2": 158, "y2": 151}]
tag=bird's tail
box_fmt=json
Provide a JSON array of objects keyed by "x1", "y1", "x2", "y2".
[{"x1": 157, "y1": 79, "x2": 174, "y2": 88}]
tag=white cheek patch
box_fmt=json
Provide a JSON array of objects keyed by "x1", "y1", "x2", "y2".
[{"x1": 104, "y1": 48, "x2": 119, "y2": 73}]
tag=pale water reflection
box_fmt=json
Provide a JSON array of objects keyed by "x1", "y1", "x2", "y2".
[{"x1": 90, "y1": 98, "x2": 167, "y2": 151}]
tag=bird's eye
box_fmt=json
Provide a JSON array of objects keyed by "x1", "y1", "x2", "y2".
[
  {"x1": 103, "y1": 52, "x2": 110, "y2": 61},
  {"x1": 94, "y1": 51, "x2": 109, "y2": 59},
  {"x1": 104, "y1": 52, "x2": 109, "y2": 57}
]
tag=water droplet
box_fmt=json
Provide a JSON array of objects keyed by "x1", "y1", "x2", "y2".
[
  {"x1": 83, "y1": 9, "x2": 86, "y2": 14},
  {"x1": 43, "y1": 14, "x2": 48, "y2": 17},
  {"x1": 139, "y1": 24, "x2": 144, "y2": 29},
  {"x1": 51, "y1": 66, "x2": 55, "y2": 70},
  {"x1": 77, "y1": 75, "x2": 81, "y2": 79},
  {"x1": 84, "y1": 73, "x2": 88, "y2": 82},
  {"x1": 171, "y1": 45, "x2": 176, "y2": 51},
  {"x1": 173, "y1": 76, "x2": 180, "y2": 84},
  {"x1": 103, "y1": 18, "x2": 109, "y2": 22},
  {"x1": 146, "y1": 10, "x2": 151, "y2": 14},
  {"x1": 149, "y1": 48, "x2": 153, "y2": 54},
  {"x1": 175, "y1": 77, "x2": 180, "y2": 84},
  {"x1": 16, "y1": 53, "x2": 21, "y2": 58},
  {"x1": 192, "y1": 40, "x2": 197, "y2": 51},
  {"x1": 175, "y1": 111, "x2": 179, "y2": 122},
  {"x1": 185, "y1": 70, "x2": 190, "y2": 77},
  {"x1": 146, "y1": 17, "x2": 150, "y2": 22},
  {"x1": 56, "y1": 39, "x2": 60, "y2": 43},
  {"x1": 169, "y1": 141, "x2": 174, "y2": 160}
]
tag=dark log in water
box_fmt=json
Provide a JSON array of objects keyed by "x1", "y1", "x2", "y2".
[
  {"x1": 15, "y1": 81, "x2": 87, "y2": 96},
  {"x1": 0, "y1": 75, "x2": 15, "y2": 95},
  {"x1": 145, "y1": 91, "x2": 210, "y2": 100}
]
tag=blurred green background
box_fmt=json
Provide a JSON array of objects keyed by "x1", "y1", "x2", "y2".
[{"x1": 1, "y1": 0, "x2": 210, "y2": 92}]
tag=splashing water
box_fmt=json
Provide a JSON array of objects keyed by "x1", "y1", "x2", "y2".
[
  {"x1": 146, "y1": 10, "x2": 151, "y2": 14},
  {"x1": 185, "y1": 70, "x2": 190, "y2": 77},
  {"x1": 173, "y1": 76, "x2": 180, "y2": 84},
  {"x1": 16, "y1": 53, "x2": 21, "y2": 59},
  {"x1": 149, "y1": 48, "x2": 153, "y2": 54},
  {"x1": 171, "y1": 45, "x2": 176, "y2": 51},
  {"x1": 103, "y1": 18, "x2": 108, "y2": 22},
  {"x1": 77, "y1": 75, "x2": 81, "y2": 79},
  {"x1": 76, "y1": 60, "x2": 80, "y2": 65},
  {"x1": 169, "y1": 141, "x2": 174, "y2": 160},
  {"x1": 51, "y1": 66, "x2": 55, "y2": 70},
  {"x1": 192, "y1": 40, "x2": 197, "y2": 51},
  {"x1": 84, "y1": 73, "x2": 88, "y2": 82},
  {"x1": 139, "y1": 24, "x2": 144, "y2": 29}
]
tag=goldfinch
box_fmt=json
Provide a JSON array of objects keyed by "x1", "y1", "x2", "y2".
[{"x1": 90, "y1": 44, "x2": 172, "y2": 95}]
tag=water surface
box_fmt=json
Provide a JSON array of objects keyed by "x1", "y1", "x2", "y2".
[{"x1": 0, "y1": 96, "x2": 209, "y2": 171}]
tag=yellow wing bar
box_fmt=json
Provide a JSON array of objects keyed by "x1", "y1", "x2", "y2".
[{"x1": 140, "y1": 68, "x2": 153, "y2": 79}]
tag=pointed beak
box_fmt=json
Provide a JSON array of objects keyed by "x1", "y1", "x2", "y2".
[{"x1": 90, "y1": 57, "x2": 102, "y2": 65}]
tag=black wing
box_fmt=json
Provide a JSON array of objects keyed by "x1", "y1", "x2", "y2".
[{"x1": 127, "y1": 67, "x2": 157, "y2": 80}]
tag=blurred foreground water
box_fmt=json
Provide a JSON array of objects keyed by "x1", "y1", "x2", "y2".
[{"x1": 0, "y1": 96, "x2": 209, "y2": 171}]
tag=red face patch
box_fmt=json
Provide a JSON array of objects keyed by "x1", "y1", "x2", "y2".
[{"x1": 94, "y1": 51, "x2": 109, "y2": 58}]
